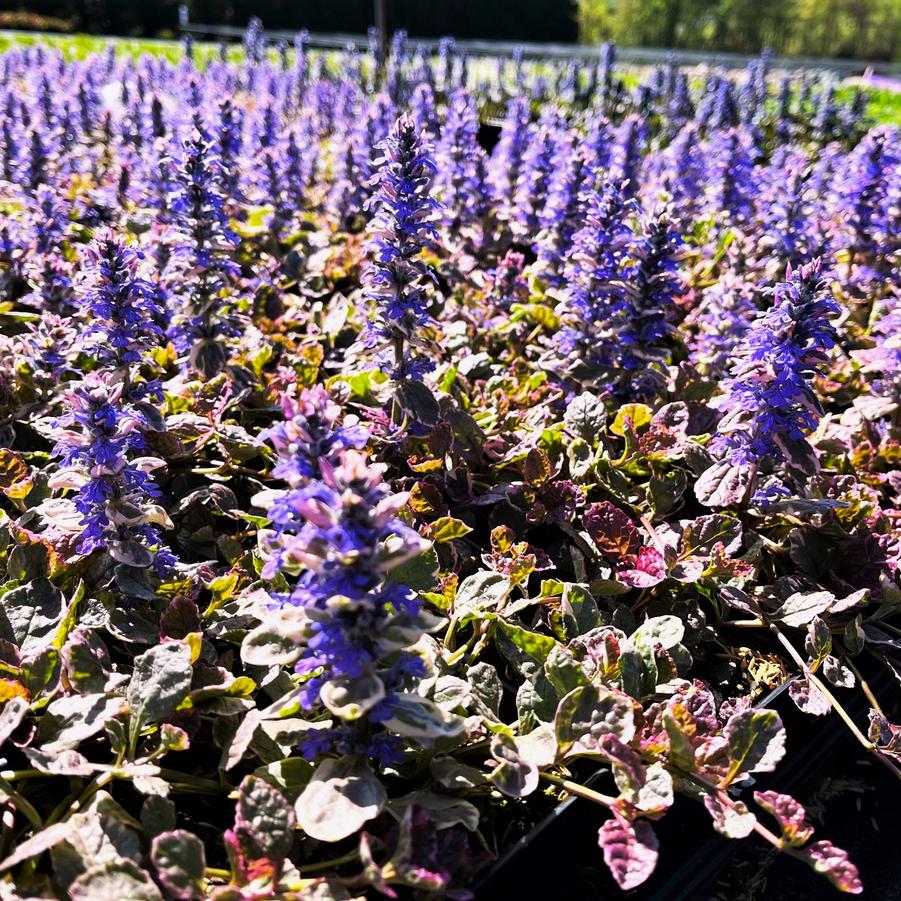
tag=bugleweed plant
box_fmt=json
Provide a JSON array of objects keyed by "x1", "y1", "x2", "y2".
[{"x1": 0, "y1": 21, "x2": 898, "y2": 901}]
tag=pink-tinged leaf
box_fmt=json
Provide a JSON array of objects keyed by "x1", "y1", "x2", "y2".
[
  {"x1": 788, "y1": 676, "x2": 832, "y2": 716},
  {"x1": 805, "y1": 841, "x2": 862, "y2": 894},
  {"x1": 867, "y1": 710, "x2": 901, "y2": 760},
  {"x1": 703, "y1": 794, "x2": 756, "y2": 838},
  {"x1": 584, "y1": 502, "x2": 641, "y2": 562},
  {"x1": 694, "y1": 460, "x2": 754, "y2": 508},
  {"x1": 723, "y1": 708, "x2": 786, "y2": 783},
  {"x1": 598, "y1": 814, "x2": 659, "y2": 891},
  {"x1": 599, "y1": 733, "x2": 646, "y2": 797},
  {"x1": 619, "y1": 546, "x2": 667, "y2": 588},
  {"x1": 488, "y1": 733, "x2": 539, "y2": 798},
  {"x1": 753, "y1": 791, "x2": 814, "y2": 846}
]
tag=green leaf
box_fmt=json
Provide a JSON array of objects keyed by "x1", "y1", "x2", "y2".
[
  {"x1": 663, "y1": 708, "x2": 697, "y2": 770},
  {"x1": 385, "y1": 547, "x2": 440, "y2": 591},
  {"x1": 488, "y1": 733, "x2": 539, "y2": 798},
  {"x1": 555, "y1": 685, "x2": 636, "y2": 757},
  {"x1": 544, "y1": 644, "x2": 590, "y2": 696},
  {"x1": 254, "y1": 758, "x2": 314, "y2": 796},
  {"x1": 453, "y1": 571, "x2": 511, "y2": 623},
  {"x1": 805, "y1": 616, "x2": 832, "y2": 665},
  {"x1": 509, "y1": 301, "x2": 559, "y2": 329},
  {"x1": 127, "y1": 642, "x2": 194, "y2": 756},
  {"x1": 382, "y1": 695, "x2": 464, "y2": 740},
  {"x1": 564, "y1": 392, "x2": 607, "y2": 442},
  {"x1": 560, "y1": 583, "x2": 601, "y2": 639},
  {"x1": 682, "y1": 514, "x2": 743, "y2": 557},
  {"x1": 395, "y1": 379, "x2": 440, "y2": 427},
  {"x1": 610, "y1": 403, "x2": 653, "y2": 437},
  {"x1": 631, "y1": 616, "x2": 685, "y2": 652},
  {"x1": 694, "y1": 460, "x2": 754, "y2": 508},
  {"x1": 319, "y1": 673, "x2": 386, "y2": 720},
  {"x1": 567, "y1": 438, "x2": 595, "y2": 481},
  {"x1": 723, "y1": 709, "x2": 786, "y2": 785},
  {"x1": 141, "y1": 796, "x2": 176, "y2": 839},
  {"x1": 424, "y1": 517, "x2": 473, "y2": 543},
  {"x1": 7, "y1": 542, "x2": 49, "y2": 582},
  {"x1": 240, "y1": 606, "x2": 308, "y2": 667},
  {"x1": 516, "y1": 670, "x2": 558, "y2": 729},
  {"x1": 0, "y1": 822, "x2": 72, "y2": 871},
  {"x1": 776, "y1": 591, "x2": 835, "y2": 628},
  {"x1": 496, "y1": 620, "x2": 557, "y2": 665},
  {"x1": 0, "y1": 578, "x2": 64, "y2": 655}
]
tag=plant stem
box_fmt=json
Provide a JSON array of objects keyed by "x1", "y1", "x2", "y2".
[
  {"x1": 538, "y1": 771, "x2": 617, "y2": 807},
  {"x1": 296, "y1": 848, "x2": 360, "y2": 874},
  {"x1": 843, "y1": 657, "x2": 883, "y2": 715},
  {"x1": 769, "y1": 623, "x2": 901, "y2": 782},
  {"x1": 204, "y1": 867, "x2": 232, "y2": 880},
  {"x1": 157, "y1": 769, "x2": 231, "y2": 793},
  {"x1": 0, "y1": 778, "x2": 42, "y2": 830}
]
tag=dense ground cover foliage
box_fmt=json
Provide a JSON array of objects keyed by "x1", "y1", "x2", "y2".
[{"x1": 0, "y1": 25, "x2": 899, "y2": 900}]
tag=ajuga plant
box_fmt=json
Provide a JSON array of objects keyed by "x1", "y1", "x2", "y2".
[
  {"x1": 44, "y1": 372, "x2": 176, "y2": 571},
  {"x1": 250, "y1": 386, "x2": 460, "y2": 828},
  {"x1": 488, "y1": 96, "x2": 530, "y2": 220},
  {"x1": 21, "y1": 184, "x2": 73, "y2": 312},
  {"x1": 433, "y1": 88, "x2": 488, "y2": 236},
  {"x1": 40, "y1": 231, "x2": 175, "y2": 572},
  {"x1": 164, "y1": 114, "x2": 243, "y2": 378},
  {"x1": 512, "y1": 107, "x2": 561, "y2": 239},
  {"x1": 360, "y1": 113, "x2": 441, "y2": 382},
  {"x1": 837, "y1": 125, "x2": 900, "y2": 279},
  {"x1": 609, "y1": 204, "x2": 686, "y2": 396},
  {"x1": 488, "y1": 249, "x2": 529, "y2": 312},
  {"x1": 698, "y1": 259, "x2": 839, "y2": 505},
  {"x1": 75, "y1": 228, "x2": 165, "y2": 399},
  {"x1": 552, "y1": 178, "x2": 635, "y2": 384},
  {"x1": 535, "y1": 138, "x2": 588, "y2": 287},
  {"x1": 686, "y1": 272, "x2": 759, "y2": 375}
]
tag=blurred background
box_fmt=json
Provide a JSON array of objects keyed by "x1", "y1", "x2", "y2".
[{"x1": 0, "y1": 0, "x2": 898, "y2": 60}]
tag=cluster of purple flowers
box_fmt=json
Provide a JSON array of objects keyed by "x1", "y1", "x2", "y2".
[
  {"x1": 611, "y1": 205, "x2": 685, "y2": 392},
  {"x1": 433, "y1": 88, "x2": 488, "y2": 234},
  {"x1": 164, "y1": 115, "x2": 243, "y2": 378},
  {"x1": 361, "y1": 114, "x2": 441, "y2": 381},
  {"x1": 256, "y1": 386, "x2": 433, "y2": 765},
  {"x1": 43, "y1": 228, "x2": 175, "y2": 571},
  {"x1": 47, "y1": 373, "x2": 175, "y2": 570},
  {"x1": 75, "y1": 228, "x2": 165, "y2": 389},
  {"x1": 555, "y1": 178, "x2": 635, "y2": 377},
  {"x1": 710, "y1": 259, "x2": 839, "y2": 478}
]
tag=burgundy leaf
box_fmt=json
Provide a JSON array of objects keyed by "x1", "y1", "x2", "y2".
[
  {"x1": 619, "y1": 546, "x2": 667, "y2": 588},
  {"x1": 753, "y1": 790, "x2": 814, "y2": 846},
  {"x1": 585, "y1": 501, "x2": 641, "y2": 562},
  {"x1": 805, "y1": 840, "x2": 862, "y2": 894},
  {"x1": 598, "y1": 813, "x2": 659, "y2": 891}
]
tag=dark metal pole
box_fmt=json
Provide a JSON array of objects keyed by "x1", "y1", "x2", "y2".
[{"x1": 375, "y1": 0, "x2": 388, "y2": 70}]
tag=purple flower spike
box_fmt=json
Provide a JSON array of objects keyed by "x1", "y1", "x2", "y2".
[{"x1": 361, "y1": 113, "x2": 441, "y2": 381}]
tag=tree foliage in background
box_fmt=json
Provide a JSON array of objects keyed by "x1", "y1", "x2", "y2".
[{"x1": 576, "y1": 0, "x2": 901, "y2": 61}]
